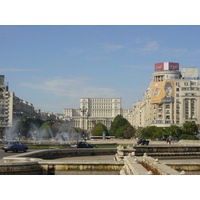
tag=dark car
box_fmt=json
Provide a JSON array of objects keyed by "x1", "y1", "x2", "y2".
[
  {"x1": 2, "y1": 141, "x2": 28, "y2": 152},
  {"x1": 137, "y1": 139, "x2": 149, "y2": 145},
  {"x1": 70, "y1": 141, "x2": 94, "y2": 148}
]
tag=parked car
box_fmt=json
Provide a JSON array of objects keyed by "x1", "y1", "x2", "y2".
[
  {"x1": 137, "y1": 139, "x2": 149, "y2": 145},
  {"x1": 2, "y1": 141, "x2": 28, "y2": 152},
  {"x1": 70, "y1": 141, "x2": 94, "y2": 148}
]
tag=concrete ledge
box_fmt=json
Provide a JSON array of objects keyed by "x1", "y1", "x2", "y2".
[
  {"x1": 3, "y1": 148, "x2": 117, "y2": 163},
  {"x1": 0, "y1": 162, "x2": 42, "y2": 175},
  {"x1": 141, "y1": 155, "x2": 180, "y2": 175},
  {"x1": 122, "y1": 156, "x2": 150, "y2": 175}
]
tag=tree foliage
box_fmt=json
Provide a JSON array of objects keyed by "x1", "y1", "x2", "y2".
[
  {"x1": 165, "y1": 125, "x2": 182, "y2": 140},
  {"x1": 135, "y1": 122, "x2": 199, "y2": 140},
  {"x1": 90, "y1": 123, "x2": 108, "y2": 136},
  {"x1": 109, "y1": 115, "x2": 135, "y2": 138},
  {"x1": 182, "y1": 122, "x2": 198, "y2": 135},
  {"x1": 123, "y1": 124, "x2": 136, "y2": 138},
  {"x1": 109, "y1": 115, "x2": 130, "y2": 136}
]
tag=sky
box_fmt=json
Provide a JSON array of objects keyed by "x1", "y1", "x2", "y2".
[{"x1": 1, "y1": 25, "x2": 200, "y2": 113}]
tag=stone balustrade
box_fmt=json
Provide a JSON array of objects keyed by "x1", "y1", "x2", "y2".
[{"x1": 120, "y1": 153, "x2": 181, "y2": 175}]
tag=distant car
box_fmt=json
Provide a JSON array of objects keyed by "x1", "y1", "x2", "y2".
[
  {"x1": 70, "y1": 141, "x2": 94, "y2": 148},
  {"x1": 137, "y1": 139, "x2": 149, "y2": 145},
  {"x1": 2, "y1": 141, "x2": 28, "y2": 152}
]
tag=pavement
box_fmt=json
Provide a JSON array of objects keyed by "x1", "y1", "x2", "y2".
[{"x1": 51, "y1": 155, "x2": 115, "y2": 162}]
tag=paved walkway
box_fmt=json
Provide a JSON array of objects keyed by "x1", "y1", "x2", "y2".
[{"x1": 51, "y1": 155, "x2": 115, "y2": 162}]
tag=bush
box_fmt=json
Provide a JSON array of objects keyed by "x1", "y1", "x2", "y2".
[{"x1": 179, "y1": 134, "x2": 199, "y2": 140}]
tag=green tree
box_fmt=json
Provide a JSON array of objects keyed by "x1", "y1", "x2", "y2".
[
  {"x1": 151, "y1": 127, "x2": 164, "y2": 140},
  {"x1": 123, "y1": 124, "x2": 136, "y2": 138},
  {"x1": 90, "y1": 123, "x2": 108, "y2": 136},
  {"x1": 182, "y1": 122, "x2": 198, "y2": 135},
  {"x1": 109, "y1": 115, "x2": 129, "y2": 136},
  {"x1": 179, "y1": 134, "x2": 198, "y2": 140},
  {"x1": 137, "y1": 126, "x2": 164, "y2": 140},
  {"x1": 165, "y1": 125, "x2": 182, "y2": 140},
  {"x1": 116, "y1": 126, "x2": 126, "y2": 138},
  {"x1": 135, "y1": 127, "x2": 144, "y2": 138},
  {"x1": 20, "y1": 116, "x2": 44, "y2": 138}
]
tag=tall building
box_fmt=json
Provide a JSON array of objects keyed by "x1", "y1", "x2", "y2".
[
  {"x1": 0, "y1": 75, "x2": 36, "y2": 132},
  {"x1": 0, "y1": 75, "x2": 61, "y2": 134},
  {"x1": 64, "y1": 97, "x2": 122, "y2": 131},
  {"x1": 131, "y1": 62, "x2": 200, "y2": 128}
]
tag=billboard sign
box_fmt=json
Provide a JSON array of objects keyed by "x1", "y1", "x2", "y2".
[
  {"x1": 151, "y1": 81, "x2": 174, "y2": 103},
  {"x1": 154, "y1": 63, "x2": 164, "y2": 71},
  {"x1": 169, "y1": 62, "x2": 179, "y2": 70},
  {"x1": 154, "y1": 62, "x2": 179, "y2": 71}
]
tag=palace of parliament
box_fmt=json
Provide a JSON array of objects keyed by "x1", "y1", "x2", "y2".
[{"x1": 0, "y1": 61, "x2": 200, "y2": 133}]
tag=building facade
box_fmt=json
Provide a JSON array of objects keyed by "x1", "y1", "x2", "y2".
[
  {"x1": 64, "y1": 97, "x2": 122, "y2": 131},
  {"x1": 131, "y1": 62, "x2": 200, "y2": 128},
  {"x1": 0, "y1": 75, "x2": 61, "y2": 134},
  {"x1": 0, "y1": 75, "x2": 36, "y2": 130}
]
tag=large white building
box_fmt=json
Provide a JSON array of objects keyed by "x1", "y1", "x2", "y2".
[
  {"x1": 130, "y1": 62, "x2": 200, "y2": 128},
  {"x1": 0, "y1": 75, "x2": 61, "y2": 134},
  {"x1": 64, "y1": 97, "x2": 122, "y2": 131}
]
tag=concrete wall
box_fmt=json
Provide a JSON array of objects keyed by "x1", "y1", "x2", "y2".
[{"x1": 120, "y1": 154, "x2": 180, "y2": 175}]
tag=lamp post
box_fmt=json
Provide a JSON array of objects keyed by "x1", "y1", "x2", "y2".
[{"x1": 80, "y1": 106, "x2": 87, "y2": 138}]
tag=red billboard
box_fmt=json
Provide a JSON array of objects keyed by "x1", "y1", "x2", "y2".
[
  {"x1": 154, "y1": 63, "x2": 164, "y2": 71},
  {"x1": 169, "y1": 62, "x2": 179, "y2": 70},
  {"x1": 154, "y1": 62, "x2": 179, "y2": 71}
]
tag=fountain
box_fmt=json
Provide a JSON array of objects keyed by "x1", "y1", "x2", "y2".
[
  {"x1": 4, "y1": 119, "x2": 82, "y2": 145},
  {"x1": 4, "y1": 119, "x2": 21, "y2": 140},
  {"x1": 27, "y1": 123, "x2": 82, "y2": 144}
]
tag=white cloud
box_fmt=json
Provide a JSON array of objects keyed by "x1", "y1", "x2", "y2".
[
  {"x1": 161, "y1": 48, "x2": 188, "y2": 57},
  {"x1": 19, "y1": 76, "x2": 119, "y2": 99},
  {"x1": 139, "y1": 41, "x2": 160, "y2": 51},
  {"x1": 101, "y1": 43, "x2": 124, "y2": 52},
  {"x1": 131, "y1": 40, "x2": 160, "y2": 54}
]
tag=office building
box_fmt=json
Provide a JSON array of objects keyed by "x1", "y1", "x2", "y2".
[
  {"x1": 131, "y1": 62, "x2": 200, "y2": 128},
  {"x1": 64, "y1": 97, "x2": 122, "y2": 131}
]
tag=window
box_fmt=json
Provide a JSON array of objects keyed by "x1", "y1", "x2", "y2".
[
  {"x1": 166, "y1": 105, "x2": 170, "y2": 109},
  {"x1": 184, "y1": 82, "x2": 189, "y2": 86}
]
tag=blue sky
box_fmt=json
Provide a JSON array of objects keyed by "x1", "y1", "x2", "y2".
[{"x1": 1, "y1": 25, "x2": 200, "y2": 113}]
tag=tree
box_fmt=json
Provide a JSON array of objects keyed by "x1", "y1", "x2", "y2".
[
  {"x1": 109, "y1": 115, "x2": 130, "y2": 136},
  {"x1": 182, "y1": 122, "x2": 198, "y2": 135},
  {"x1": 165, "y1": 125, "x2": 182, "y2": 140},
  {"x1": 90, "y1": 123, "x2": 108, "y2": 136},
  {"x1": 136, "y1": 126, "x2": 164, "y2": 140},
  {"x1": 135, "y1": 127, "x2": 144, "y2": 138},
  {"x1": 20, "y1": 116, "x2": 44, "y2": 138},
  {"x1": 123, "y1": 124, "x2": 136, "y2": 138},
  {"x1": 116, "y1": 126, "x2": 126, "y2": 138}
]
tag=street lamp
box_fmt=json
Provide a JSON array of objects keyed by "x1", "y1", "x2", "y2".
[{"x1": 80, "y1": 106, "x2": 87, "y2": 138}]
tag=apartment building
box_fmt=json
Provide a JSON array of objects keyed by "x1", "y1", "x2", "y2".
[
  {"x1": 0, "y1": 75, "x2": 35, "y2": 130},
  {"x1": 131, "y1": 62, "x2": 200, "y2": 128},
  {"x1": 0, "y1": 75, "x2": 62, "y2": 134},
  {"x1": 64, "y1": 97, "x2": 122, "y2": 131}
]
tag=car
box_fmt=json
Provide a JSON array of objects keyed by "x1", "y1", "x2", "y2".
[
  {"x1": 70, "y1": 141, "x2": 94, "y2": 148},
  {"x1": 137, "y1": 139, "x2": 149, "y2": 145},
  {"x1": 2, "y1": 141, "x2": 28, "y2": 152}
]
